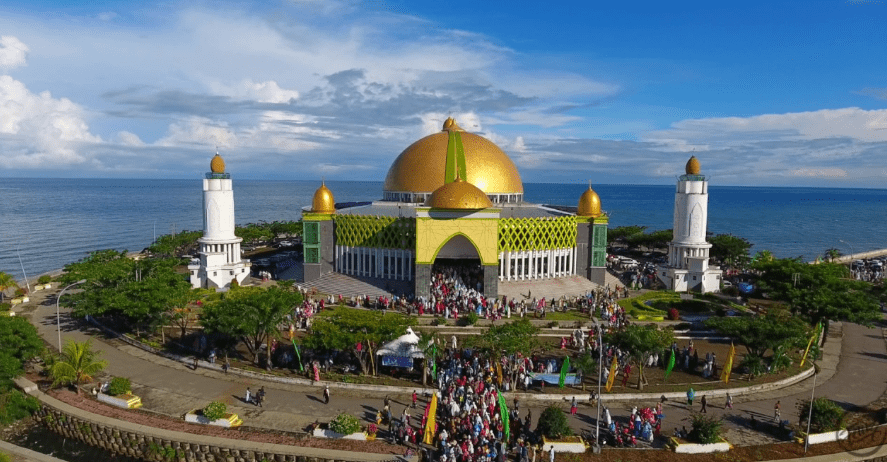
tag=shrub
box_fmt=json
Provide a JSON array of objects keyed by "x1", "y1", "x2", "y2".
[
  {"x1": 107, "y1": 377, "x2": 131, "y2": 396},
  {"x1": 366, "y1": 423, "x2": 378, "y2": 435},
  {"x1": 797, "y1": 398, "x2": 846, "y2": 433},
  {"x1": 432, "y1": 317, "x2": 448, "y2": 326},
  {"x1": 537, "y1": 405, "x2": 573, "y2": 439},
  {"x1": 459, "y1": 312, "x2": 479, "y2": 327},
  {"x1": 740, "y1": 354, "x2": 766, "y2": 379},
  {"x1": 0, "y1": 389, "x2": 40, "y2": 425},
  {"x1": 202, "y1": 401, "x2": 227, "y2": 421},
  {"x1": 688, "y1": 413, "x2": 723, "y2": 444},
  {"x1": 0, "y1": 303, "x2": 9, "y2": 312},
  {"x1": 14, "y1": 288, "x2": 27, "y2": 298},
  {"x1": 329, "y1": 413, "x2": 361, "y2": 435},
  {"x1": 37, "y1": 275, "x2": 52, "y2": 285},
  {"x1": 0, "y1": 452, "x2": 11, "y2": 462},
  {"x1": 667, "y1": 308, "x2": 680, "y2": 321}
]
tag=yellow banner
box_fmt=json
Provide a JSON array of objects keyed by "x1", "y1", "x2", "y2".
[
  {"x1": 605, "y1": 355, "x2": 618, "y2": 392},
  {"x1": 496, "y1": 362, "x2": 503, "y2": 385},
  {"x1": 423, "y1": 393, "x2": 437, "y2": 445},
  {"x1": 721, "y1": 343, "x2": 735, "y2": 384},
  {"x1": 800, "y1": 332, "x2": 816, "y2": 367}
]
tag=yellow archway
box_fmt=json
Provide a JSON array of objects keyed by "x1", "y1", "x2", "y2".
[{"x1": 415, "y1": 215, "x2": 499, "y2": 266}]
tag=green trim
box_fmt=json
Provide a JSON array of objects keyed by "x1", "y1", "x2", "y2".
[
  {"x1": 302, "y1": 212, "x2": 334, "y2": 221},
  {"x1": 303, "y1": 222, "x2": 320, "y2": 245},
  {"x1": 445, "y1": 131, "x2": 467, "y2": 184},
  {"x1": 498, "y1": 216, "x2": 577, "y2": 251}
]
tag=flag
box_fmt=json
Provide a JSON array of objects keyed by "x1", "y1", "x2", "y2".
[
  {"x1": 496, "y1": 361, "x2": 503, "y2": 386},
  {"x1": 423, "y1": 393, "x2": 437, "y2": 445},
  {"x1": 800, "y1": 322, "x2": 821, "y2": 367},
  {"x1": 664, "y1": 349, "x2": 676, "y2": 380},
  {"x1": 605, "y1": 355, "x2": 618, "y2": 392},
  {"x1": 291, "y1": 339, "x2": 304, "y2": 371},
  {"x1": 558, "y1": 356, "x2": 570, "y2": 388},
  {"x1": 497, "y1": 392, "x2": 510, "y2": 442},
  {"x1": 721, "y1": 343, "x2": 735, "y2": 384},
  {"x1": 431, "y1": 344, "x2": 437, "y2": 380}
]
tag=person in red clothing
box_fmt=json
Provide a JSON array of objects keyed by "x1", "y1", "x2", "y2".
[{"x1": 621, "y1": 363, "x2": 632, "y2": 387}]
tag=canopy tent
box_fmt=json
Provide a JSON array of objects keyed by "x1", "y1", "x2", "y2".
[{"x1": 376, "y1": 327, "x2": 427, "y2": 367}]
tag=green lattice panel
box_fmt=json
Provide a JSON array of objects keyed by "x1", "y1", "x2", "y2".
[
  {"x1": 304, "y1": 245, "x2": 320, "y2": 264},
  {"x1": 334, "y1": 215, "x2": 416, "y2": 249},
  {"x1": 498, "y1": 216, "x2": 577, "y2": 251},
  {"x1": 592, "y1": 223, "x2": 607, "y2": 247},
  {"x1": 304, "y1": 222, "x2": 320, "y2": 245}
]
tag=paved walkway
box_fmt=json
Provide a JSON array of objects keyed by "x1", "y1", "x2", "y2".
[{"x1": 16, "y1": 284, "x2": 887, "y2": 456}]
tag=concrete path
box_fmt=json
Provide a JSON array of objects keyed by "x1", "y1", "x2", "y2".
[{"x1": 20, "y1": 287, "x2": 887, "y2": 453}]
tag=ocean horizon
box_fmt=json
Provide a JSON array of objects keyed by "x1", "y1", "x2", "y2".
[{"x1": 1, "y1": 177, "x2": 885, "y2": 280}]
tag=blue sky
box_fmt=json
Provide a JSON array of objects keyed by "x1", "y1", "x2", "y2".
[{"x1": 0, "y1": 0, "x2": 885, "y2": 187}]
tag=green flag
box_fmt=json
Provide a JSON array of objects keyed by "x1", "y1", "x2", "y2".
[
  {"x1": 498, "y1": 392, "x2": 510, "y2": 442},
  {"x1": 292, "y1": 339, "x2": 304, "y2": 371},
  {"x1": 558, "y1": 356, "x2": 570, "y2": 388},
  {"x1": 431, "y1": 344, "x2": 437, "y2": 379},
  {"x1": 664, "y1": 349, "x2": 675, "y2": 380}
]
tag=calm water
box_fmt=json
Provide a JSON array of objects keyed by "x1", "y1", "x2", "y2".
[{"x1": 1, "y1": 178, "x2": 885, "y2": 279}]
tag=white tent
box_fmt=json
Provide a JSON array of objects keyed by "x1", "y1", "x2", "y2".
[{"x1": 376, "y1": 327, "x2": 426, "y2": 359}]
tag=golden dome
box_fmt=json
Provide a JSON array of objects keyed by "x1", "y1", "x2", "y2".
[
  {"x1": 426, "y1": 177, "x2": 493, "y2": 210},
  {"x1": 577, "y1": 185, "x2": 602, "y2": 218},
  {"x1": 685, "y1": 156, "x2": 700, "y2": 175},
  {"x1": 210, "y1": 153, "x2": 225, "y2": 173},
  {"x1": 311, "y1": 182, "x2": 335, "y2": 214},
  {"x1": 383, "y1": 120, "x2": 523, "y2": 194}
]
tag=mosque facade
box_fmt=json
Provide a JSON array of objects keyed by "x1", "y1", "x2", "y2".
[
  {"x1": 656, "y1": 156, "x2": 723, "y2": 293},
  {"x1": 301, "y1": 118, "x2": 609, "y2": 299}
]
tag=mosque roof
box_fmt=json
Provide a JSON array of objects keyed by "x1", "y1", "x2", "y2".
[
  {"x1": 383, "y1": 118, "x2": 523, "y2": 195},
  {"x1": 426, "y1": 177, "x2": 493, "y2": 210},
  {"x1": 686, "y1": 156, "x2": 701, "y2": 175},
  {"x1": 210, "y1": 153, "x2": 225, "y2": 173},
  {"x1": 577, "y1": 185, "x2": 602, "y2": 218},
  {"x1": 334, "y1": 202, "x2": 570, "y2": 219},
  {"x1": 311, "y1": 182, "x2": 335, "y2": 214}
]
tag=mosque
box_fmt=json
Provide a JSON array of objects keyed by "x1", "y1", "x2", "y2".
[
  {"x1": 300, "y1": 118, "x2": 610, "y2": 299},
  {"x1": 188, "y1": 118, "x2": 721, "y2": 296}
]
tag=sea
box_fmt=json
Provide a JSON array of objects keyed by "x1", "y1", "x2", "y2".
[{"x1": 1, "y1": 178, "x2": 885, "y2": 280}]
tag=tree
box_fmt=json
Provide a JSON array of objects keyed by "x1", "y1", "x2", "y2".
[
  {"x1": 797, "y1": 397, "x2": 846, "y2": 433},
  {"x1": 467, "y1": 318, "x2": 541, "y2": 357},
  {"x1": 201, "y1": 286, "x2": 303, "y2": 366},
  {"x1": 705, "y1": 310, "x2": 810, "y2": 358},
  {"x1": 607, "y1": 324, "x2": 674, "y2": 390},
  {"x1": 0, "y1": 272, "x2": 18, "y2": 304},
  {"x1": 607, "y1": 226, "x2": 647, "y2": 246},
  {"x1": 753, "y1": 258, "x2": 880, "y2": 326},
  {"x1": 688, "y1": 414, "x2": 724, "y2": 444},
  {"x1": 50, "y1": 340, "x2": 108, "y2": 395},
  {"x1": 823, "y1": 248, "x2": 842, "y2": 262},
  {"x1": 415, "y1": 328, "x2": 441, "y2": 386},
  {"x1": 0, "y1": 316, "x2": 44, "y2": 365},
  {"x1": 709, "y1": 234, "x2": 753, "y2": 267},
  {"x1": 537, "y1": 405, "x2": 573, "y2": 439},
  {"x1": 303, "y1": 308, "x2": 411, "y2": 375}
]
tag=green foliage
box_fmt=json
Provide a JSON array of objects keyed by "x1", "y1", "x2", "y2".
[
  {"x1": 753, "y1": 257, "x2": 880, "y2": 325},
  {"x1": 607, "y1": 324, "x2": 674, "y2": 389},
  {"x1": 688, "y1": 413, "x2": 723, "y2": 444},
  {"x1": 537, "y1": 405, "x2": 573, "y2": 439},
  {"x1": 467, "y1": 318, "x2": 541, "y2": 356},
  {"x1": 147, "y1": 231, "x2": 202, "y2": 257},
  {"x1": 37, "y1": 275, "x2": 52, "y2": 285},
  {"x1": 107, "y1": 377, "x2": 131, "y2": 396},
  {"x1": 740, "y1": 354, "x2": 766, "y2": 379},
  {"x1": 0, "y1": 452, "x2": 11, "y2": 462},
  {"x1": 625, "y1": 229, "x2": 672, "y2": 250},
  {"x1": 329, "y1": 413, "x2": 361, "y2": 435},
  {"x1": 0, "y1": 316, "x2": 44, "y2": 364},
  {"x1": 0, "y1": 353, "x2": 22, "y2": 388},
  {"x1": 0, "y1": 389, "x2": 40, "y2": 425},
  {"x1": 235, "y1": 223, "x2": 274, "y2": 243},
  {"x1": 0, "y1": 272, "x2": 19, "y2": 303},
  {"x1": 201, "y1": 286, "x2": 303, "y2": 365},
  {"x1": 705, "y1": 309, "x2": 810, "y2": 358},
  {"x1": 0, "y1": 303, "x2": 9, "y2": 311},
  {"x1": 459, "y1": 312, "x2": 479, "y2": 327},
  {"x1": 50, "y1": 340, "x2": 108, "y2": 394},
  {"x1": 709, "y1": 234, "x2": 753, "y2": 267},
  {"x1": 202, "y1": 401, "x2": 227, "y2": 421},
  {"x1": 823, "y1": 248, "x2": 842, "y2": 262},
  {"x1": 304, "y1": 307, "x2": 410, "y2": 374},
  {"x1": 607, "y1": 226, "x2": 647, "y2": 245},
  {"x1": 798, "y1": 397, "x2": 846, "y2": 433},
  {"x1": 572, "y1": 352, "x2": 597, "y2": 377}
]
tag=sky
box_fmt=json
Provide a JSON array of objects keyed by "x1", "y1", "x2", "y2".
[{"x1": 0, "y1": 0, "x2": 886, "y2": 187}]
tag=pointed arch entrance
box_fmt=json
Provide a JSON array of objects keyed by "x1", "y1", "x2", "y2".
[{"x1": 430, "y1": 233, "x2": 485, "y2": 295}]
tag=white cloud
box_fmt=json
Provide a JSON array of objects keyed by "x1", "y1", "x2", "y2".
[
  {"x1": 117, "y1": 131, "x2": 144, "y2": 146},
  {"x1": 0, "y1": 36, "x2": 28, "y2": 70},
  {"x1": 208, "y1": 79, "x2": 299, "y2": 103},
  {"x1": 156, "y1": 117, "x2": 236, "y2": 148}
]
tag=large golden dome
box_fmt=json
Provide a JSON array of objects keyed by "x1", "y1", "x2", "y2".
[
  {"x1": 685, "y1": 156, "x2": 700, "y2": 175},
  {"x1": 311, "y1": 182, "x2": 335, "y2": 214},
  {"x1": 210, "y1": 153, "x2": 225, "y2": 173},
  {"x1": 577, "y1": 185, "x2": 602, "y2": 218},
  {"x1": 426, "y1": 177, "x2": 493, "y2": 210},
  {"x1": 383, "y1": 119, "x2": 523, "y2": 194}
]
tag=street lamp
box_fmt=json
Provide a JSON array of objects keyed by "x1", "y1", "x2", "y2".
[
  {"x1": 594, "y1": 324, "x2": 603, "y2": 451},
  {"x1": 804, "y1": 363, "x2": 821, "y2": 454},
  {"x1": 57, "y1": 280, "x2": 86, "y2": 352},
  {"x1": 839, "y1": 239, "x2": 855, "y2": 274}
]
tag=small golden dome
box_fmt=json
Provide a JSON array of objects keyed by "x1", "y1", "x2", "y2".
[
  {"x1": 384, "y1": 120, "x2": 523, "y2": 194},
  {"x1": 311, "y1": 182, "x2": 335, "y2": 214},
  {"x1": 577, "y1": 185, "x2": 602, "y2": 218},
  {"x1": 426, "y1": 177, "x2": 493, "y2": 210},
  {"x1": 210, "y1": 153, "x2": 226, "y2": 173},
  {"x1": 685, "y1": 156, "x2": 700, "y2": 175}
]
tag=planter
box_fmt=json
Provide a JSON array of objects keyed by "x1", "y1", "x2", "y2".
[
  {"x1": 312, "y1": 428, "x2": 368, "y2": 440},
  {"x1": 97, "y1": 392, "x2": 143, "y2": 409},
  {"x1": 541, "y1": 436, "x2": 587, "y2": 453},
  {"x1": 669, "y1": 437, "x2": 731, "y2": 454},
  {"x1": 185, "y1": 411, "x2": 243, "y2": 428},
  {"x1": 10, "y1": 297, "x2": 28, "y2": 306},
  {"x1": 798, "y1": 429, "x2": 848, "y2": 445},
  {"x1": 367, "y1": 434, "x2": 377, "y2": 441}
]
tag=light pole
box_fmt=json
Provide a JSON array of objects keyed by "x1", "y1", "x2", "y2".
[
  {"x1": 57, "y1": 280, "x2": 86, "y2": 352},
  {"x1": 839, "y1": 239, "x2": 855, "y2": 275},
  {"x1": 594, "y1": 324, "x2": 603, "y2": 450},
  {"x1": 804, "y1": 363, "x2": 820, "y2": 454}
]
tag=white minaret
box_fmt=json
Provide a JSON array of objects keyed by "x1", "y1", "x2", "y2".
[
  {"x1": 657, "y1": 156, "x2": 722, "y2": 293},
  {"x1": 188, "y1": 152, "x2": 251, "y2": 289}
]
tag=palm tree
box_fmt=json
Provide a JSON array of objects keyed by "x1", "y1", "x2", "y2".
[
  {"x1": 50, "y1": 339, "x2": 108, "y2": 395},
  {"x1": 824, "y1": 248, "x2": 842, "y2": 262},
  {"x1": 416, "y1": 329, "x2": 440, "y2": 386},
  {"x1": 0, "y1": 271, "x2": 18, "y2": 303}
]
